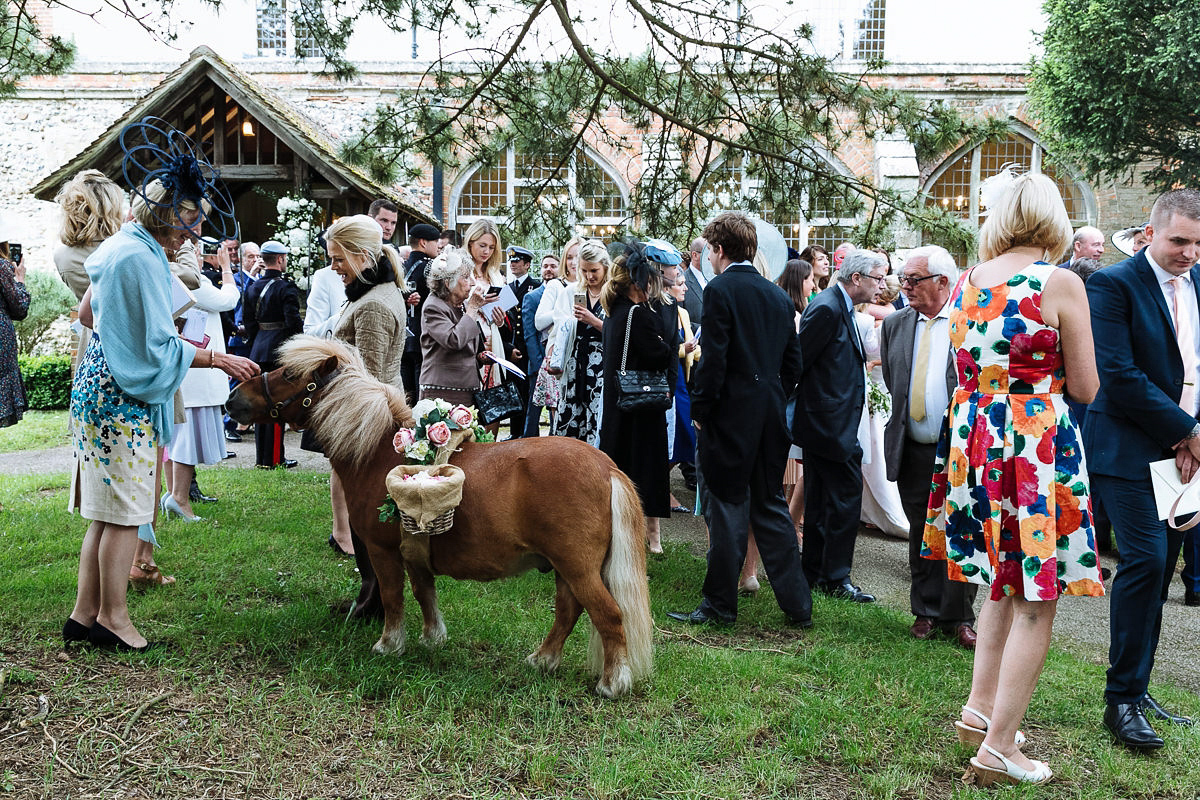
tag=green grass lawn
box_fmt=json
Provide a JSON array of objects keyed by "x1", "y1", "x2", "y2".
[
  {"x1": 1, "y1": 465, "x2": 1197, "y2": 798},
  {"x1": 0, "y1": 410, "x2": 70, "y2": 453}
]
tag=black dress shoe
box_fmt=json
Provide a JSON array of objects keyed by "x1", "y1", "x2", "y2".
[
  {"x1": 784, "y1": 614, "x2": 814, "y2": 629},
  {"x1": 666, "y1": 608, "x2": 733, "y2": 626},
  {"x1": 224, "y1": 429, "x2": 243, "y2": 442},
  {"x1": 63, "y1": 617, "x2": 90, "y2": 645},
  {"x1": 1141, "y1": 693, "x2": 1194, "y2": 726},
  {"x1": 1185, "y1": 589, "x2": 1200, "y2": 607},
  {"x1": 282, "y1": 459, "x2": 299, "y2": 469},
  {"x1": 1104, "y1": 702, "x2": 1165, "y2": 749},
  {"x1": 88, "y1": 622, "x2": 167, "y2": 653},
  {"x1": 821, "y1": 581, "x2": 876, "y2": 603},
  {"x1": 189, "y1": 478, "x2": 217, "y2": 503}
]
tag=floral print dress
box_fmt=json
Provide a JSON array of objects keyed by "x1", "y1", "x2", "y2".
[
  {"x1": 552, "y1": 296, "x2": 605, "y2": 447},
  {"x1": 922, "y1": 262, "x2": 1104, "y2": 601}
]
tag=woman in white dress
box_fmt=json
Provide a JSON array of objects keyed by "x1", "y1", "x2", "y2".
[{"x1": 533, "y1": 236, "x2": 583, "y2": 425}]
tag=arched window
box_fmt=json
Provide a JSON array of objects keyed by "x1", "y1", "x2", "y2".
[
  {"x1": 699, "y1": 155, "x2": 861, "y2": 252},
  {"x1": 451, "y1": 147, "x2": 629, "y2": 238},
  {"x1": 924, "y1": 129, "x2": 1095, "y2": 260}
]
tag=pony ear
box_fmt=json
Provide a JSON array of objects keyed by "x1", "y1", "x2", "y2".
[{"x1": 320, "y1": 354, "x2": 339, "y2": 375}]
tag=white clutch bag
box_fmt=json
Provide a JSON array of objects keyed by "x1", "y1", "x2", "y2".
[{"x1": 1149, "y1": 458, "x2": 1200, "y2": 530}]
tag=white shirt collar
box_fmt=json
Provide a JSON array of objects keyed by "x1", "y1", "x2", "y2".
[
  {"x1": 916, "y1": 297, "x2": 953, "y2": 323},
  {"x1": 1146, "y1": 249, "x2": 1190, "y2": 286}
]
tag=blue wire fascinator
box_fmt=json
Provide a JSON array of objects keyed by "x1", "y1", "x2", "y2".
[{"x1": 120, "y1": 116, "x2": 237, "y2": 243}]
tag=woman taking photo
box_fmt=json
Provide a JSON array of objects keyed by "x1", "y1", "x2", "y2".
[
  {"x1": 550, "y1": 239, "x2": 609, "y2": 446},
  {"x1": 924, "y1": 172, "x2": 1102, "y2": 785},
  {"x1": 66, "y1": 141, "x2": 258, "y2": 651},
  {"x1": 420, "y1": 248, "x2": 488, "y2": 406},
  {"x1": 462, "y1": 219, "x2": 513, "y2": 432},
  {"x1": 599, "y1": 246, "x2": 675, "y2": 554},
  {"x1": 533, "y1": 235, "x2": 583, "y2": 424}
]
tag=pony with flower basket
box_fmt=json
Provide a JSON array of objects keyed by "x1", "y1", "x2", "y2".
[{"x1": 227, "y1": 335, "x2": 652, "y2": 697}]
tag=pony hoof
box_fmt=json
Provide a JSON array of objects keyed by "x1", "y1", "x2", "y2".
[
  {"x1": 595, "y1": 664, "x2": 633, "y2": 698},
  {"x1": 420, "y1": 628, "x2": 447, "y2": 649},
  {"x1": 525, "y1": 650, "x2": 562, "y2": 673},
  {"x1": 372, "y1": 634, "x2": 406, "y2": 655}
]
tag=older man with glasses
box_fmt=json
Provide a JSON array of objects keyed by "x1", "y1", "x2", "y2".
[
  {"x1": 793, "y1": 248, "x2": 887, "y2": 604},
  {"x1": 880, "y1": 245, "x2": 978, "y2": 649}
]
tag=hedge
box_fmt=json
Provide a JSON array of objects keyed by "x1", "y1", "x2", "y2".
[{"x1": 17, "y1": 354, "x2": 72, "y2": 410}]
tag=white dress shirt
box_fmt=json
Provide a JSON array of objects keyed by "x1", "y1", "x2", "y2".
[
  {"x1": 907, "y1": 299, "x2": 953, "y2": 444},
  {"x1": 1146, "y1": 249, "x2": 1200, "y2": 416}
]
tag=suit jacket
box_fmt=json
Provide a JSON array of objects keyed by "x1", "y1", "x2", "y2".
[
  {"x1": 521, "y1": 283, "x2": 547, "y2": 372},
  {"x1": 793, "y1": 284, "x2": 865, "y2": 461},
  {"x1": 244, "y1": 269, "x2": 302, "y2": 370},
  {"x1": 691, "y1": 263, "x2": 801, "y2": 504},
  {"x1": 1083, "y1": 249, "x2": 1200, "y2": 478},
  {"x1": 879, "y1": 306, "x2": 956, "y2": 482},
  {"x1": 507, "y1": 274, "x2": 537, "y2": 370},
  {"x1": 682, "y1": 266, "x2": 705, "y2": 332}
]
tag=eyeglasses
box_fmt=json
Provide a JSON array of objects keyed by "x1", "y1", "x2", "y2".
[
  {"x1": 898, "y1": 273, "x2": 939, "y2": 287},
  {"x1": 861, "y1": 272, "x2": 887, "y2": 284}
]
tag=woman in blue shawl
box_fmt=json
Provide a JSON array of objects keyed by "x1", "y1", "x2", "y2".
[{"x1": 65, "y1": 171, "x2": 258, "y2": 653}]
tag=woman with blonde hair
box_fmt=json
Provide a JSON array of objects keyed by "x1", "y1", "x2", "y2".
[
  {"x1": 533, "y1": 235, "x2": 584, "y2": 420},
  {"x1": 324, "y1": 213, "x2": 408, "y2": 611},
  {"x1": 923, "y1": 172, "x2": 1102, "y2": 785},
  {"x1": 67, "y1": 130, "x2": 258, "y2": 652},
  {"x1": 462, "y1": 219, "x2": 515, "y2": 431},
  {"x1": 54, "y1": 169, "x2": 127, "y2": 302}
]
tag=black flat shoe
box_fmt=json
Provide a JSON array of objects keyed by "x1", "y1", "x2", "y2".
[
  {"x1": 224, "y1": 429, "x2": 243, "y2": 442},
  {"x1": 1104, "y1": 702, "x2": 1165, "y2": 749},
  {"x1": 63, "y1": 617, "x2": 91, "y2": 645},
  {"x1": 670, "y1": 504, "x2": 691, "y2": 514},
  {"x1": 328, "y1": 535, "x2": 351, "y2": 556},
  {"x1": 819, "y1": 581, "x2": 876, "y2": 603},
  {"x1": 1141, "y1": 693, "x2": 1194, "y2": 726},
  {"x1": 665, "y1": 608, "x2": 734, "y2": 626},
  {"x1": 88, "y1": 622, "x2": 166, "y2": 653}
]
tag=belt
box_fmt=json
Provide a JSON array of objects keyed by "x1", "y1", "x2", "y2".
[
  {"x1": 259, "y1": 322, "x2": 285, "y2": 331},
  {"x1": 421, "y1": 383, "x2": 473, "y2": 393}
]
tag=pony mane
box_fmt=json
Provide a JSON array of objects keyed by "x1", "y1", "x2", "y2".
[{"x1": 276, "y1": 335, "x2": 413, "y2": 465}]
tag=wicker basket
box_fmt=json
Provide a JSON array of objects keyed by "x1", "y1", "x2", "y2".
[{"x1": 385, "y1": 463, "x2": 465, "y2": 536}]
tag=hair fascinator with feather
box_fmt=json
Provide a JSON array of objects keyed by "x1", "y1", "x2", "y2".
[
  {"x1": 978, "y1": 162, "x2": 1021, "y2": 217},
  {"x1": 120, "y1": 116, "x2": 237, "y2": 243}
]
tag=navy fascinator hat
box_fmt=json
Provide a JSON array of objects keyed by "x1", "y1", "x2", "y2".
[{"x1": 120, "y1": 116, "x2": 237, "y2": 243}]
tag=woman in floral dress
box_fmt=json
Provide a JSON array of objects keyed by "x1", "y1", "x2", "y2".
[
  {"x1": 923, "y1": 173, "x2": 1103, "y2": 786},
  {"x1": 552, "y1": 239, "x2": 609, "y2": 446}
]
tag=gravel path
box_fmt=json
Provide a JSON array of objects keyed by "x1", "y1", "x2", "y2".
[{"x1": 4, "y1": 434, "x2": 1198, "y2": 698}]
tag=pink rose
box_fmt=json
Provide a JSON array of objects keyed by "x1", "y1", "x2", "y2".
[
  {"x1": 449, "y1": 405, "x2": 474, "y2": 427},
  {"x1": 393, "y1": 428, "x2": 416, "y2": 452},
  {"x1": 427, "y1": 421, "x2": 452, "y2": 447}
]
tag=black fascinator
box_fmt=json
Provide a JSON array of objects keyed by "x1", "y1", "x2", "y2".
[
  {"x1": 620, "y1": 238, "x2": 653, "y2": 294},
  {"x1": 120, "y1": 116, "x2": 237, "y2": 243}
]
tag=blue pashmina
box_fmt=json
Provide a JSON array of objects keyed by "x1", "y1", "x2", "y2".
[{"x1": 85, "y1": 221, "x2": 195, "y2": 444}]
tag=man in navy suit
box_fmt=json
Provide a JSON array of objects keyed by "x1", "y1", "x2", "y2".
[
  {"x1": 793, "y1": 249, "x2": 887, "y2": 603},
  {"x1": 1085, "y1": 189, "x2": 1200, "y2": 749},
  {"x1": 667, "y1": 212, "x2": 811, "y2": 627},
  {"x1": 505, "y1": 246, "x2": 538, "y2": 438},
  {"x1": 520, "y1": 253, "x2": 559, "y2": 437}
]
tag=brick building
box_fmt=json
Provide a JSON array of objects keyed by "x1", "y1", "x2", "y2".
[{"x1": 2, "y1": 0, "x2": 1156, "y2": 272}]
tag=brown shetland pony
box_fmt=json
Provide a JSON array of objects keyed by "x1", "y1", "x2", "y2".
[{"x1": 226, "y1": 335, "x2": 653, "y2": 698}]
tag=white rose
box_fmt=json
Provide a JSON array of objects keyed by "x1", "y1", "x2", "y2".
[
  {"x1": 300, "y1": 221, "x2": 310, "y2": 230},
  {"x1": 412, "y1": 398, "x2": 437, "y2": 419}
]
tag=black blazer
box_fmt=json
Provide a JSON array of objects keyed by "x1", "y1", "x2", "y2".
[
  {"x1": 691, "y1": 263, "x2": 802, "y2": 504},
  {"x1": 793, "y1": 284, "x2": 865, "y2": 461},
  {"x1": 1083, "y1": 250, "x2": 1200, "y2": 478},
  {"x1": 682, "y1": 266, "x2": 705, "y2": 332},
  {"x1": 244, "y1": 269, "x2": 302, "y2": 370}
]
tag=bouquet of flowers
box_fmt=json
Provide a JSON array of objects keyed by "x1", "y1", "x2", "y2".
[
  {"x1": 867, "y1": 381, "x2": 891, "y2": 416},
  {"x1": 271, "y1": 192, "x2": 324, "y2": 283},
  {"x1": 392, "y1": 400, "x2": 493, "y2": 465}
]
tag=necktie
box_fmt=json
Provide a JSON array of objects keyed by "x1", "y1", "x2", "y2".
[
  {"x1": 1171, "y1": 276, "x2": 1198, "y2": 414},
  {"x1": 910, "y1": 316, "x2": 937, "y2": 422}
]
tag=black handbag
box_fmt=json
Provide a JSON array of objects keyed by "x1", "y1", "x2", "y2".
[
  {"x1": 615, "y1": 304, "x2": 672, "y2": 413},
  {"x1": 474, "y1": 380, "x2": 524, "y2": 425}
]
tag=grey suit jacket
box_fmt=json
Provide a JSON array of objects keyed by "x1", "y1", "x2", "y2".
[
  {"x1": 682, "y1": 267, "x2": 704, "y2": 332},
  {"x1": 879, "y1": 306, "x2": 957, "y2": 483}
]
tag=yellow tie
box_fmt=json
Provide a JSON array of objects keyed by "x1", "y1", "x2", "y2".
[{"x1": 910, "y1": 316, "x2": 937, "y2": 423}]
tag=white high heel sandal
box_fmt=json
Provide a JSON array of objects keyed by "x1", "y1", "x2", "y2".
[
  {"x1": 954, "y1": 705, "x2": 1027, "y2": 746},
  {"x1": 968, "y1": 744, "x2": 1052, "y2": 786}
]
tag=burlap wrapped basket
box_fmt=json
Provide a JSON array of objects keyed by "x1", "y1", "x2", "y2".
[{"x1": 385, "y1": 463, "x2": 466, "y2": 535}]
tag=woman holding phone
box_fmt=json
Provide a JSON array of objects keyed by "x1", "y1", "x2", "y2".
[
  {"x1": 550, "y1": 240, "x2": 610, "y2": 446},
  {"x1": 463, "y1": 219, "x2": 515, "y2": 433}
]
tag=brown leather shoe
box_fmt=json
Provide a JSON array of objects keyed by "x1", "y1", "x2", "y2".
[
  {"x1": 910, "y1": 616, "x2": 936, "y2": 640},
  {"x1": 953, "y1": 623, "x2": 978, "y2": 650}
]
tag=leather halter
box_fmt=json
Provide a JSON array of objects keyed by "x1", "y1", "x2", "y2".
[{"x1": 263, "y1": 367, "x2": 341, "y2": 420}]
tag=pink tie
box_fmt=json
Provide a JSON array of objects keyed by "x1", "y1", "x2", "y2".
[{"x1": 1171, "y1": 276, "x2": 1198, "y2": 413}]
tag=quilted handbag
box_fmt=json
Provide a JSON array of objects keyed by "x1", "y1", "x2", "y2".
[
  {"x1": 615, "y1": 304, "x2": 672, "y2": 413},
  {"x1": 474, "y1": 380, "x2": 524, "y2": 425}
]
